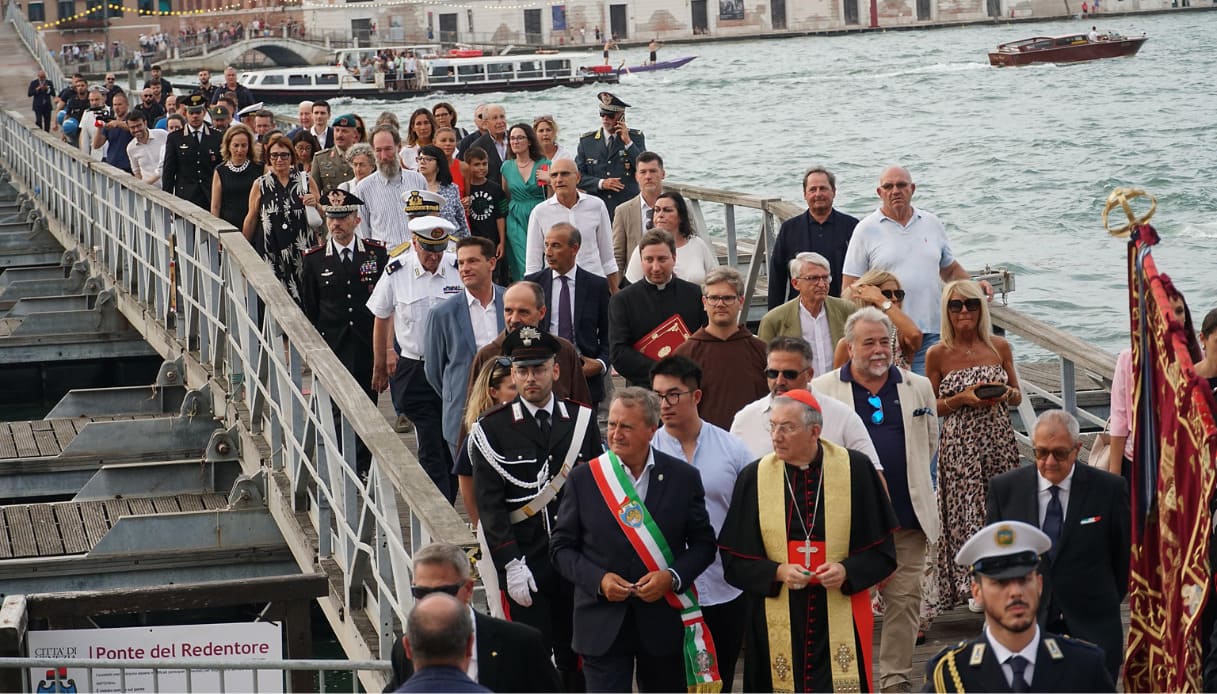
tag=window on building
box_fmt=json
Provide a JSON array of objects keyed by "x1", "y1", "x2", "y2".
[
  {"x1": 57, "y1": 0, "x2": 75, "y2": 20},
  {"x1": 27, "y1": 1, "x2": 45, "y2": 21}
]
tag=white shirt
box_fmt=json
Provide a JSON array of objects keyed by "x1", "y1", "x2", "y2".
[
  {"x1": 466, "y1": 605, "x2": 479, "y2": 680},
  {"x1": 1037, "y1": 463, "x2": 1075, "y2": 528},
  {"x1": 355, "y1": 169, "x2": 429, "y2": 248},
  {"x1": 311, "y1": 124, "x2": 330, "y2": 150},
  {"x1": 729, "y1": 391, "x2": 882, "y2": 469},
  {"x1": 624, "y1": 448, "x2": 657, "y2": 501},
  {"x1": 525, "y1": 192, "x2": 617, "y2": 277},
  {"x1": 520, "y1": 394, "x2": 556, "y2": 420},
  {"x1": 365, "y1": 250, "x2": 462, "y2": 358},
  {"x1": 798, "y1": 301, "x2": 834, "y2": 378},
  {"x1": 466, "y1": 289, "x2": 499, "y2": 349},
  {"x1": 985, "y1": 623, "x2": 1040, "y2": 689},
  {"x1": 127, "y1": 129, "x2": 167, "y2": 183}
]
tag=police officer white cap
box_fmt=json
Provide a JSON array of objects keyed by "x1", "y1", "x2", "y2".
[
  {"x1": 955, "y1": 521, "x2": 1051, "y2": 579},
  {"x1": 408, "y1": 215, "x2": 456, "y2": 252}
]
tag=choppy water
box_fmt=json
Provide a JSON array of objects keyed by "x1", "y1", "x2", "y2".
[{"x1": 272, "y1": 10, "x2": 1217, "y2": 355}]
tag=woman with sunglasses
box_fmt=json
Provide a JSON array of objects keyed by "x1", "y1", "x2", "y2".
[
  {"x1": 925, "y1": 279, "x2": 1021, "y2": 616},
  {"x1": 417, "y1": 144, "x2": 470, "y2": 239},
  {"x1": 242, "y1": 133, "x2": 320, "y2": 304},
  {"x1": 835, "y1": 269, "x2": 922, "y2": 370}
]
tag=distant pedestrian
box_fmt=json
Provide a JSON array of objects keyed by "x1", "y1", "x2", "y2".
[
  {"x1": 648, "y1": 39, "x2": 660, "y2": 65},
  {"x1": 28, "y1": 69, "x2": 54, "y2": 132}
]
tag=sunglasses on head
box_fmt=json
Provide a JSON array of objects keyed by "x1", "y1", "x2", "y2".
[
  {"x1": 881, "y1": 289, "x2": 906, "y2": 301},
  {"x1": 947, "y1": 298, "x2": 983, "y2": 313},
  {"x1": 494, "y1": 356, "x2": 513, "y2": 368},
  {"x1": 409, "y1": 583, "x2": 463, "y2": 600}
]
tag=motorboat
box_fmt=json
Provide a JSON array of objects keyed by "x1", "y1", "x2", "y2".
[
  {"x1": 238, "y1": 46, "x2": 617, "y2": 102},
  {"x1": 988, "y1": 32, "x2": 1146, "y2": 66},
  {"x1": 618, "y1": 56, "x2": 697, "y2": 74}
]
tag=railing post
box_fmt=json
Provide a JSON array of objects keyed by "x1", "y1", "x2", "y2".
[
  {"x1": 724, "y1": 203, "x2": 738, "y2": 267},
  {"x1": 0, "y1": 595, "x2": 28, "y2": 693},
  {"x1": 1061, "y1": 357, "x2": 1077, "y2": 415}
]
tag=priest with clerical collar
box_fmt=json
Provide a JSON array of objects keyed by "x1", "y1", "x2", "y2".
[{"x1": 719, "y1": 389, "x2": 897, "y2": 693}]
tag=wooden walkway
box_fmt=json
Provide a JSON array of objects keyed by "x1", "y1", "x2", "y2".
[
  {"x1": 0, "y1": 413, "x2": 168, "y2": 459},
  {"x1": 0, "y1": 492, "x2": 229, "y2": 559}
]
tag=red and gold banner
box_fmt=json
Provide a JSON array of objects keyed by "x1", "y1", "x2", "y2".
[{"x1": 1123, "y1": 222, "x2": 1217, "y2": 693}]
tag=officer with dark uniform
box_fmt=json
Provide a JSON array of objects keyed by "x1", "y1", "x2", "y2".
[
  {"x1": 575, "y1": 91, "x2": 646, "y2": 222},
  {"x1": 923, "y1": 521, "x2": 1115, "y2": 693},
  {"x1": 161, "y1": 93, "x2": 222, "y2": 210},
  {"x1": 301, "y1": 189, "x2": 387, "y2": 477},
  {"x1": 311, "y1": 113, "x2": 358, "y2": 194},
  {"x1": 208, "y1": 104, "x2": 232, "y2": 133},
  {"x1": 470, "y1": 326, "x2": 603, "y2": 690}
]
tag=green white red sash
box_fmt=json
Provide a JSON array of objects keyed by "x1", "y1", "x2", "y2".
[{"x1": 588, "y1": 450, "x2": 723, "y2": 693}]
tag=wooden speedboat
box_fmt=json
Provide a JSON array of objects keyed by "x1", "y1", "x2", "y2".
[
  {"x1": 619, "y1": 56, "x2": 697, "y2": 74},
  {"x1": 988, "y1": 32, "x2": 1146, "y2": 66}
]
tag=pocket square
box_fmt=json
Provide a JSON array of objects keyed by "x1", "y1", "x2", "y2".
[{"x1": 1080, "y1": 515, "x2": 1101, "y2": 525}]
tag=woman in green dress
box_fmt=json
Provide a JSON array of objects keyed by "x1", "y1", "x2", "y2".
[{"x1": 499, "y1": 123, "x2": 550, "y2": 282}]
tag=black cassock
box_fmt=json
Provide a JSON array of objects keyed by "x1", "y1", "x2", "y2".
[{"x1": 719, "y1": 448, "x2": 897, "y2": 693}]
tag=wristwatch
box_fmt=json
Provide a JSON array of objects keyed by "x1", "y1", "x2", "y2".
[{"x1": 880, "y1": 300, "x2": 893, "y2": 312}]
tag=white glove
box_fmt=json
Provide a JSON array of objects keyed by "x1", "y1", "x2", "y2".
[{"x1": 505, "y1": 557, "x2": 538, "y2": 607}]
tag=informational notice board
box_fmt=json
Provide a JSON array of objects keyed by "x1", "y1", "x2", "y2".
[{"x1": 27, "y1": 621, "x2": 283, "y2": 693}]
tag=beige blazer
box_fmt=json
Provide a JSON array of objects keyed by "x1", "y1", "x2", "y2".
[
  {"x1": 812, "y1": 367, "x2": 940, "y2": 543},
  {"x1": 611, "y1": 194, "x2": 645, "y2": 274},
  {"x1": 757, "y1": 296, "x2": 856, "y2": 346}
]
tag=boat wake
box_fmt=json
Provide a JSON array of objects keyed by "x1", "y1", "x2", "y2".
[{"x1": 865, "y1": 61, "x2": 989, "y2": 79}]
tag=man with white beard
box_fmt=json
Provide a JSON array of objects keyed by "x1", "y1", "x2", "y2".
[{"x1": 356, "y1": 125, "x2": 427, "y2": 248}]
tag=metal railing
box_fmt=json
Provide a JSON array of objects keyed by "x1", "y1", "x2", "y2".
[
  {"x1": 0, "y1": 656, "x2": 390, "y2": 693},
  {"x1": 0, "y1": 110, "x2": 472, "y2": 692},
  {"x1": 5, "y1": 0, "x2": 66, "y2": 92}
]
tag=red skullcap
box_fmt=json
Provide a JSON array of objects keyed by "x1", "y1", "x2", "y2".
[{"x1": 780, "y1": 389, "x2": 821, "y2": 412}]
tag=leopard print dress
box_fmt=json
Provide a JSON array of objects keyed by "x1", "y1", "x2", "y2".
[{"x1": 931, "y1": 363, "x2": 1020, "y2": 611}]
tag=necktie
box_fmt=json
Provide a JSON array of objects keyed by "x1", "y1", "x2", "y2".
[
  {"x1": 557, "y1": 275, "x2": 574, "y2": 343},
  {"x1": 1007, "y1": 655, "x2": 1030, "y2": 692},
  {"x1": 535, "y1": 409, "x2": 551, "y2": 440},
  {"x1": 645, "y1": 206, "x2": 654, "y2": 230},
  {"x1": 196, "y1": 130, "x2": 202, "y2": 144},
  {"x1": 342, "y1": 248, "x2": 352, "y2": 269},
  {"x1": 1043, "y1": 485, "x2": 1063, "y2": 559}
]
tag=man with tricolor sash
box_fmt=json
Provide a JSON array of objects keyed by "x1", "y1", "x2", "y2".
[
  {"x1": 719, "y1": 389, "x2": 897, "y2": 692},
  {"x1": 551, "y1": 388, "x2": 721, "y2": 692}
]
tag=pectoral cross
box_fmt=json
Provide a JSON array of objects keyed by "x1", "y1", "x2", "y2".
[{"x1": 796, "y1": 538, "x2": 815, "y2": 568}]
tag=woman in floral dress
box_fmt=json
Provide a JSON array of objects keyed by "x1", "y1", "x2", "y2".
[{"x1": 243, "y1": 133, "x2": 320, "y2": 305}]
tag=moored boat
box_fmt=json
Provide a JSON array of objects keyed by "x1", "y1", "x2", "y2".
[
  {"x1": 619, "y1": 55, "x2": 697, "y2": 74},
  {"x1": 988, "y1": 32, "x2": 1146, "y2": 66}
]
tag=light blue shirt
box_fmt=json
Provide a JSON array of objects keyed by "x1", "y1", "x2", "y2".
[{"x1": 652, "y1": 421, "x2": 751, "y2": 606}]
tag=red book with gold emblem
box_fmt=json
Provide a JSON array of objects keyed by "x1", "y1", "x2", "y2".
[{"x1": 632, "y1": 314, "x2": 691, "y2": 360}]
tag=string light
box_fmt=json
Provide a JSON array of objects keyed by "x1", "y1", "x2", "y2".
[{"x1": 37, "y1": 1, "x2": 298, "y2": 30}]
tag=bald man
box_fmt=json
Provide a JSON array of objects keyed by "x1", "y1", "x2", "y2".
[{"x1": 524, "y1": 158, "x2": 618, "y2": 289}]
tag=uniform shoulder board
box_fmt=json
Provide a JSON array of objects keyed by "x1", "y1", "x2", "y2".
[
  {"x1": 581, "y1": 129, "x2": 598, "y2": 139},
  {"x1": 480, "y1": 401, "x2": 512, "y2": 419},
  {"x1": 1052, "y1": 633, "x2": 1105, "y2": 655},
  {"x1": 385, "y1": 259, "x2": 403, "y2": 275},
  {"x1": 303, "y1": 243, "x2": 325, "y2": 256},
  {"x1": 389, "y1": 241, "x2": 412, "y2": 258},
  {"x1": 628, "y1": 128, "x2": 642, "y2": 135},
  {"x1": 928, "y1": 640, "x2": 971, "y2": 693},
  {"x1": 364, "y1": 238, "x2": 386, "y2": 248}
]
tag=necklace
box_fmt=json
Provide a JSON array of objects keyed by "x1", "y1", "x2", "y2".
[
  {"x1": 226, "y1": 158, "x2": 250, "y2": 173},
  {"x1": 784, "y1": 462, "x2": 824, "y2": 569}
]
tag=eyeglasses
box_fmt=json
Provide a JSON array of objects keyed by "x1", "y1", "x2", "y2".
[
  {"x1": 1033, "y1": 447, "x2": 1075, "y2": 462},
  {"x1": 703, "y1": 294, "x2": 738, "y2": 305},
  {"x1": 880, "y1": 181, "x2": 912, "y2": 190},
  {"x1": 508, "y1": 135, "x2": 528, "y2": 142},
  {"x1": 867, "y1": 394, "x2": 884, "y2": 425},
  {"x1": 416, "y1": 155, "x2": 437, "y2": 163},
  {"x1": 409, "y1": 583, "x2": 463, "y2": 600},
  {"x1": 765, "y1": 368, "x2": 807, "y2": 380},
  {"x1": 881, "y1": 289, "x2": 906, "y2": 301},
  {"x1": 766, "y1": 421, "x2": 804, "y2": 436},
  {"x1": 947, "y1": 298, "x2": 983, "y2": 313},
  {"x1": 797, "y1": 274, "x2": 831, "y2": 285},
  {"x1": 268, "y1": 152, "x2": 292, "y2": 159},
  {"x1": 653, "y1": 390, "x2": 692, "y2": 406}
]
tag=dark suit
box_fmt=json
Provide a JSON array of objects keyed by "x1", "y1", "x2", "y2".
[
  {"x1": 986, "y1": 463, "x2": 1130, "y2": 678},
  {"x1": 470, "y1": 396, "x2": 603, "y2": 677},
  {"x1": 393, "y1": 665, "x2": 489, "y2": 693},
  {"x1": 525, "y1": 266, "x2": 611, "y2": 405},
  {"x1": 161, "y1": 125, "x2": 222, "y2": 210},
  {"x1": 922, "y1": 632, "x2": 1115, "y2": 692},
  {"x1": 551, "y1": 448, "x2": 717, "y2": 692},
  {"x1": 28, "y1": 79, "x2": 54, "y2": 131},
  {"x1": 385, "y1": 611, "x2": 561, "y2": 693},
  {"x1": 575, "y1": 127, "x2": 646, "y2": 220},
  {"x1": 767, "y1": 208, "x2": 859, "y2": 306}
]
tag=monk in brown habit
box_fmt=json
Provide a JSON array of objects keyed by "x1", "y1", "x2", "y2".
[{"x1": 719, "y1": 389, "x2": 897, "y2": 692}]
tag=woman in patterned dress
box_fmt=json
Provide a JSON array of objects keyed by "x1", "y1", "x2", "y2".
[
  {"x1": 926, "y1": 279, "x2": 1023, "y2": 613},
  {"x1": 242, "y1": 134, "x2": 320, "y2": 305},
  {"x1": 417, "y1": 144, "x2": 469, "y2": 239}
]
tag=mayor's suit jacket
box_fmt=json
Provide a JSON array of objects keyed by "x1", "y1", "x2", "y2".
[
  {"x1": 550, "y1": 448, "x2": 717, "y2": 657},
  {"x1": 525, "y1": 266, "x2": 611, "y2": 403},
  {"x1": 610, "y1": 194, "x2": 646, "y2": 276},
  {"x1": 812, "y1": 366, "x2": 940, "y2": 544},
  {"x1": 423, "y1": 285, "x2": 506, "y2": 450},
  {"x1": 385, "y1": 611, "x2": 561, "y2": 693},
  {"x1": 758, "y1": 296, "x2": 856, "y2": 347},
  {"x1": 985, "y1": 462, "x2": 1130, "y2": 677}
]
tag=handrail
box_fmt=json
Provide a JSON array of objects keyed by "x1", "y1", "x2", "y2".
[
  {"x1": 5, "y1": 0, "x2": 65, "y2": 92},
  {"x1": 0, "y1": 109, "x2": 471, "y2": 692}
]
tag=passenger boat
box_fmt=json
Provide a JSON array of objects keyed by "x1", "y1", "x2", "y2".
[
  {"x1": 238, "y1": 46, "x2": 618, "y2": 103},
  {"x1": 988, "y1": 32, "x2": 1147, "y2": 66},
  {"x1": 619, "y1": 55, "x2": 697, "y2": 74}
]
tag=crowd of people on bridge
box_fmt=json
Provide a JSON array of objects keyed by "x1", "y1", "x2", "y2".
[{"x1": 32, "y1": 70, "x2": 1209, "y2": 692}]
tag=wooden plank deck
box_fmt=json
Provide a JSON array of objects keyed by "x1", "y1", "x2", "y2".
[{"x1": 0, "y1": 493, "x2": 232, "y2": 559}]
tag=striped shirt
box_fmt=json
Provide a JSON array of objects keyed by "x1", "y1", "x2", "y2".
[{"x1": 355, "y1": 169, "x2": 428, "y2": 249}]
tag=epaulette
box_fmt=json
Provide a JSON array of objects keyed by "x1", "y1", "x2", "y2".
[
  {"x1": 1047, "y1": 633, "x2": 1104, "y2": 656},
  {"x1": 480, "y1": 401, "x2": 512, "y2": 419},
  {"x1": 364, "y1": 238, "x2": 386, "y2": 248},
  {"x1": 928, "y1": 640, "x2": 971, "y2": 693},
  {"x1": 581, "y1": 129, "x2": 597, "y2": 139},
  {"x1": 629, "y1": 128, "x2": 642, "y2": 134},
  {"x1": 385, "y1": 259, "x2": 403, "y2": 275},
  {"x1": 389, "y1": 241, "x2": 411, "y2": 258},
  {"x1": 303, "y1": 244, "x2": 325, "y2": 256}
]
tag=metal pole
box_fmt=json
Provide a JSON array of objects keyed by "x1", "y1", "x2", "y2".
[{"x1": 104, "y1": 0, "x2": 111, "y2": 72}]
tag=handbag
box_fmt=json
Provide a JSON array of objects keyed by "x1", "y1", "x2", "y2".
[
  {"x1": 301, "y1": 172, "x2": 324, "y2": 231},
  {"x1": 1087, "y1": 420, "x2": 1112, "y2": 471}
]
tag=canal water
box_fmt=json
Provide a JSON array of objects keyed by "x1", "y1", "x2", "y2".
[{"x1": 269, "y1": 10, "x2": 1217, "y2": 356}]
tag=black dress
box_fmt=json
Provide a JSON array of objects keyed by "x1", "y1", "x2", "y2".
[
  {"x1": 215, "y1": 160, "x2": 261, "y2": 241},
  {"x1": 255, "y1": 171, "x2": 313, "y2": 304}
]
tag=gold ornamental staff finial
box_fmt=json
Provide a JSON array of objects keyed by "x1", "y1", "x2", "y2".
[{"x1": 1103, "y1": 187, "x2": 1157, "y2": 238}]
